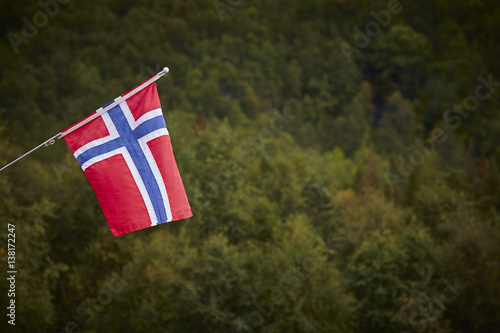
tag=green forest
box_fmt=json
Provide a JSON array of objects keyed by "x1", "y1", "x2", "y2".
[{"x1": 1, "y1": 0, "x2": 499, "y2": 332}]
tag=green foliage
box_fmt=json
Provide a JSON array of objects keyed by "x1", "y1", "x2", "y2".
[
  {"x1": 0, "y1": 0, "x2": 499, "y2": 332},
  {"x1": 0, "y1": 160, "x2": 66, "y2": 332},
  {"x1": 347, "y1": 227, "x2": 435, "y2": 333},
  {"x1": 375, "y1": 91, "x2": 421, "y2": 156},
  {"x1": 95, "y1": 216, "x2": 355, "y2": 332}
]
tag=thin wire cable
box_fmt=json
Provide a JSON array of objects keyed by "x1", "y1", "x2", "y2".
[
  {"x1": 0, "y1": 133, "x2": 62, "y2": 173},
  {"x1": 0, "y1": 67, "x2": 169, "y2": 173}
]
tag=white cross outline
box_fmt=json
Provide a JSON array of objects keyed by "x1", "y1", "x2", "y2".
[{"x1": 73, "y1": 99, "x2": 172, "y2": 226}]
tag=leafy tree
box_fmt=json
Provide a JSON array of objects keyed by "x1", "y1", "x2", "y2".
[{"x1": 346, "y1": 228, "x2": 436, "y2": 333}]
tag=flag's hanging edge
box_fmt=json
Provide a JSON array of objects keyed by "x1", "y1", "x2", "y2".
[
  {"x1": 61, "y1": 67, "x2": 169, "y2": 138},
  {"x1": 0, "y1": 67, "x2": 170, "y2": 173}
]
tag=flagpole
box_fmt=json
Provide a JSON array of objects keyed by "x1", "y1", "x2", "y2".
[
  {"x1": 0, "y1": 133, "x2": 62, "y2": 173},
  {"x1": 0, "y1": 67, "x2": 169, "y2": 173},
  {"x1": 61, "y1": 67, "x2": 169, "y2": 138}
]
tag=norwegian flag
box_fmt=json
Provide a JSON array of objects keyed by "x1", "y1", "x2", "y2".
[{"x1": 63, "y1": 82, "x2": 192, "y2": 236}]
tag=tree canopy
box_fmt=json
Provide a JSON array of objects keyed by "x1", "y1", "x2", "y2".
[{"x1": 0, "y1": 0, "x2": 499, "y2": 332}]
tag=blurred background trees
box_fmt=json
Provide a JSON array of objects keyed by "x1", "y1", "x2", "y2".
[{"x1": 0, "y1": 0, "x2": 499, "y2": 332}]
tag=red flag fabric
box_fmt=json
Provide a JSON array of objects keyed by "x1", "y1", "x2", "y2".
[{"x1": 63, "y1": 83, "x2": 192, "y2": 236}]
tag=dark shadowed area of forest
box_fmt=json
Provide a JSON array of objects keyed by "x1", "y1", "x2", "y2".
[{"x1": 1, "y1": 0, "x2": 499, "y2": 332}]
